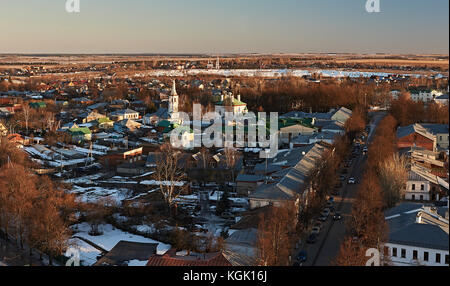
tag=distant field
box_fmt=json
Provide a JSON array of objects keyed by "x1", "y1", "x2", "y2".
[{"x1": 334, "y1": 58, "x2": 449, "y2": 66}]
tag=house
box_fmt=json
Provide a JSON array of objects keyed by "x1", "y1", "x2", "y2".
[
  {"x1": 29, "y1": 101, "x2": 46, "y2": 109},
  {"x1": 420, "y1": 124, "x2": 449, "y2": 150},
  {"x1": 68, "y1": 127, "x2": 92, "y2": 143},
  {"x1": 308, "y1": 131, "x2": 337, "y2": 145},
  {"x1": 0, "y1": 122, "x2": 7, "y2": 136},
  {"x1": 397, "y1": 124, "x2": 436, "y2": 151},
  {"x1": 116, "y1": 162, "x2": 146, "y2": 176},
  {"x1": 143, "y1": 108, "x2": 170, "y2": 126},
  {"x1": 95, "y1": 117, "x2": 114, "y2": 130},
  {"x1": 236, "y1": 174, "x2": 265, "y2": 196},
  {"x1": 409, "y1": 87, "x2": 434, "y2": 102},
  {"x1": 82, "y1": 111, "x2": 107, "y2": 124},
  {"x1": 100, "y1": 147, "x2": 143, "y2": 167},
  {"x1": 249, "y1": 143, "x2": 328, "y2": 210},
  {"x1": 6, "y1": 133, "x2": 26, "y2": 145},
  {"x1": 331, "y1": 107, "x2": 352, "y2": 124},
  {"x1": 110, "y1": 109, "x2": 139, "y2": 121},
  {"x1": 405, "y1": 166, "x2": 448, "y2": 202},
  {"x1": 215, "y1": 93, "x2": 248, "y2": 117},
  {"x1": 384, "y1": 203, "x2": 449, "y2": 266},
  {"x1": 146, "y1": 249, "x2": 232, "y2": 266},
  {"x1": 434, "y1": 94, "x2": 449, "y2": 106},
  {"x1": 114, "y1": 119, "x2": 142, "y2": 133},
  {"x1": 94, "y1": 241, "x2": 158, "y2": 266},
  {"x1": 278, "y1": 118, "x2": 316, "y2": 145},
  {"x1": 223, "y1": 228, "x2": 258, "y2": 266}
]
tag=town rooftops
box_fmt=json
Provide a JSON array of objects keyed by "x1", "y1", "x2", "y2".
[
  {"x1": 94, "y1": 241, "x2": 158, "y2": 266},
  {"x1": 420, "y1": 124, "x2": 449, "y2": 135},
  {"x1": 397, "y1": 124, "x2": 436, "y2": 141},
  {"x1": 250, "y1": 143, "x2": 327, "y2": 201},
  {"x1": 385, "y1": 203, "x2": 449, "y2": 251}
]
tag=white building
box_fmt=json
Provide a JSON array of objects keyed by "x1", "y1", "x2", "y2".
[
  {"x1": 215, "y1": 92, "x2": 248, "y2": 117},
  {"x1": 168, "y1": 79, "x2": 181, "y2": 123},
  {"x1": 385, "y1": 203, "x2": 449, "y2": 266}
]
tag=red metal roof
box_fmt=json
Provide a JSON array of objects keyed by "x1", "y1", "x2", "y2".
[{"x1": 146, "y1": 250, "x2": 232, "y2": 266}]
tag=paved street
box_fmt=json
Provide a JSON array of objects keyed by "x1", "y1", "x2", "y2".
[{"x1": 294, "y1": 112, "x2": 386, "y2": 266}]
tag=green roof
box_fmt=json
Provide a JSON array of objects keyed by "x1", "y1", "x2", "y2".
[
  {"x1": 216, "y1": 97, "x2": 247, "y2": 106},
  {"x1": 97, "y1": 117, "x2": 112, "y2": 124},
  {"x1": 157, "y1": 120, "x2": 172, "y2": 128},
  {"x1": 69, "y1": 127, "x2": 92, "y2": 135},
  {"x1": 29, "y1": 102, "x2": 46, "y2": 108},
  {"x1": 278, "y1": 118, "x2": 314, "y2": 129}
]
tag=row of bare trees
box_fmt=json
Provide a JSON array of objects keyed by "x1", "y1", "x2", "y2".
[
  {"x1": 334, "y1": 115, "x2": 407, "y2": 266},
  {"x1": 390, "y1": 95, "x2": 449, "y2": 126}
]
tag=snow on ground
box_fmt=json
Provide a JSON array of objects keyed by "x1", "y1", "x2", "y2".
[
  {"x1": 67, "y1": 238, "x2": 102, "y2": 266},
  {"x1": 140, "y1": 180, "x2": 186, "y2": 187},
  {"x1": 69, "y1": 186, "x2": 133, "y2": 204},
  {"x1": 72, "y1": 223, "x2": 171, "y2": 255},
  {"x1": 74, "y1": 146, "x2": 107, "y2": 156},
  {"x1": 128, "y1": 189, "x2": 159, "y2": 200},
  {"x1": 64, "y1": 173, "x2": 105, "y2": 185}
]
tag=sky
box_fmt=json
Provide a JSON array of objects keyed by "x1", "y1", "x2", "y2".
[{"x1": 0, "y1": 0, "x2": 448, "y2": 54}]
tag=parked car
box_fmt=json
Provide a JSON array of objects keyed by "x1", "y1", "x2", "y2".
[
  {"x1": 348, "y1": 177, "x2": 356, "y2": 184},
  {"x1": 332, "y1": 189, "x2": 340, "y2": 196},
  {"x1": 326, "y1": 201, "x2": 333, "y2": 208},
  {"x1": 307, "y1": 234, "x2": 318, "y2": 244},
  {"x1": 339, "y1": 175, "x2": 346, "y2": 181},
  {"x1": 333, "y1": 213, "x2": 342, "y2": 221},
  {"x1": 311, "y1": 226, "x2": 321, "y2": 235},
  {"x1": 321, "y1": 208, "x2": 330, "y2": 217},
  {"x1": 297, "y1": 251, "x2": 307, "y2": 262},
  {"x1": 318, "y1": 215, "x2": 327, "y2": 222}
]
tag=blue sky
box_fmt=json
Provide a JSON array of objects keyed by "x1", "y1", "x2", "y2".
[{"x1": 0, "y1": 0, "x2": 448, "y2": 54}]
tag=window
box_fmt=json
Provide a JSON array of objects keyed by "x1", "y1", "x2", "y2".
[
  {"x1": 424, "y1": 252, "x2": 429, "y2": 262},
  {"x1": 401, "y1": 249, "x2": 406, "y2": 258},
  {"x1": 392, "y1": 248, "x2": 397, "y2": 257},
  {"x1": 420, "y1": 195, "x2": 424, "y2": 201},
  {"x1": 413, "y1": 250, "x2": 418, "y2": 260},
  {"x1": 436, "y1": 253, "x2": 441, "y2": 263},
  {"x1": 421, "y1": 185, "x2": 424, "y2": 191},
  {"x1": 412, "y1": 184, "x2": 416, "y2": 190},
  {"x1": 446, "y1": 255, "x2": 449, "y2": 265},
  {"x1": 412, "y1": 195, "x2": 416, "y2": 200}
]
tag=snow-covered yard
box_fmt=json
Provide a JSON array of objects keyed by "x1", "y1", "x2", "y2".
[
  {"x1": 71, "y1": 223, "x2": 171, "y2": 255},
  {"x1": 67, "y1": 238, "x2": 102, "y2": 266}
]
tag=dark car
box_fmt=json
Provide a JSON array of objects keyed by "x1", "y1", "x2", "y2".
[
  {"x1": 332, "y1": 189, "x2": 340, "y2": 196},
  {"x1": 307, "y1": 234, "x2": 318, "y2": 244},
  {"x1": 297, "y1": 251, "x2": 307, "y2": 262},
  {"x1": 333, "y1": 213, "x2": 342, "y2": 221}
]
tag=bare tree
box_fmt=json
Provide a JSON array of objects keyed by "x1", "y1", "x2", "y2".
[
  {"x1": 224, "y1": 147, "x2": 238, "y2": 181},
  {"x1": 155, "y1": 143, "x2": 186, "y2": 211},
  {"x1": 378, "y1": 154, "x2": 407, "y2": 208},
  {"x1": 21, "y1": 104, "x2": 31, "y2": 134}
]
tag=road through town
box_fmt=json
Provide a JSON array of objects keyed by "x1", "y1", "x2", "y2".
[{"x1": 295, "y1": 111, "x2": 386, "y2": 266}]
